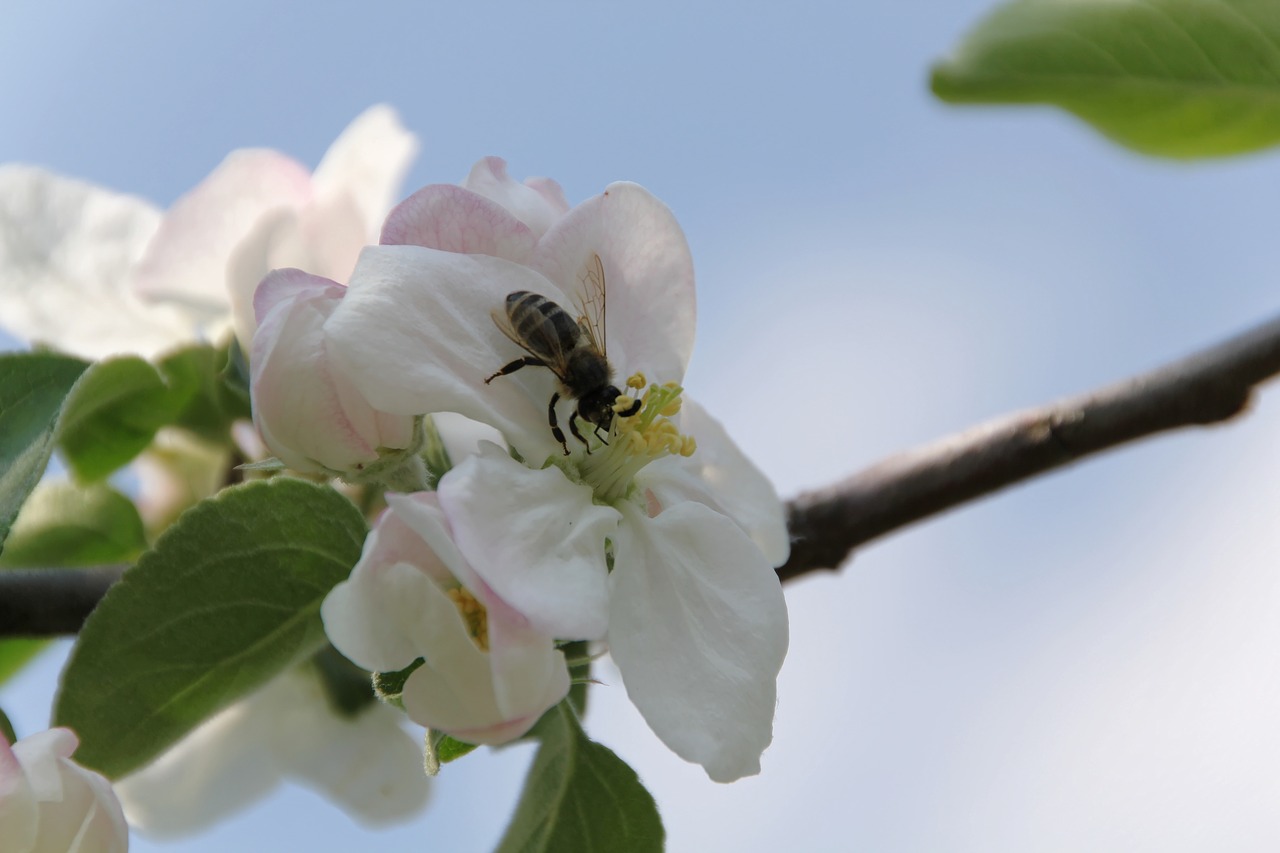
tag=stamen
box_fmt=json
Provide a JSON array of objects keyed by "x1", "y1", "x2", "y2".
[
  {"x1": 626, "y1": 372, "x2": 647, "y2": 389},
  {"x1": 446, "y1": 587, "x2": 490, "y2": 651},
  {"x1": 577, "y1": 380, "x2": 696, "y2": 504}
]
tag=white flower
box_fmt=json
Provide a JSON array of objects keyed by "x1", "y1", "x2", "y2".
[
  {"x1": 0, "y1": 105, "x2": 416, "y2": 359},
  {"x1": 320, "y1": 164, "x2": 790, "y2": 782},
  {"x1": 114, "y1": 667, "x2": 429, "y2": 837},
  {"x1": 322, "y1": 491, "x2": 571, "y2": 745},
  {"x1": 249, "y1": 269, "x2": 415, "y2": 476},
  {"x1": 0, "y1": 727, "x2": 129, "y2": 853}
]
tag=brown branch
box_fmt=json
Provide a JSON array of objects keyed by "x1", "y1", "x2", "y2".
[
  {"x1": 778, "y1": 312, "x2": 1280, "y2": 582},
  {"x1": 2, "y1": 313, "x2": 1280, "y2": 634},
  {"x1": 0, "y1": 566, "x2": 125, "y2": 636}
]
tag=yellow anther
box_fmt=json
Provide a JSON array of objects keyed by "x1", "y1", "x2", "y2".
[
  {"x1": 660, "y1": 397, "x2": 683, "y2": 416},
  {"x1": 446, "y1": 587, "x2": 490, "y2": 651},
  {"x1": 626, "y1": 372, "x2": 647, "y2": 390},
  {"x1": 613, "y1": 394, "x2": 637, "y2": 415},
  {"x1": 680, "y1": 436, "x2": 697, "y2": 457}
]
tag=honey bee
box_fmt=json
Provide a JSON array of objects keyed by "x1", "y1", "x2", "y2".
[{"x1": 485, "y1": 253, "x2": 641, "y2": 455}]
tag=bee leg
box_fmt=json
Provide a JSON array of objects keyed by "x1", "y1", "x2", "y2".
[
  {"x1": 568, "y1": 413, "x2": 591, "y2": 453},
  {"x1": 548, "y1": 393, "x2": 570, "y2": 455},
  {"x1": 485, "y1": 357, "x2": 545, "y2": 384},
  {"x1": 592, "y1": 424, "x2": 609, "y2": 446}
]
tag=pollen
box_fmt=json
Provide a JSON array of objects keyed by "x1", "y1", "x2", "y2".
[
  {"x1": 577, "y1": 380, "x2": 696, "y2": 504},
  {"x1": 446, "y1": 586, "x2": 490, "y2": 652}
]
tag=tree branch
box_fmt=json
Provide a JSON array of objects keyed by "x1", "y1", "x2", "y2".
[
  {"x1": 2, "y1": 314, "x2": 1279, "y2": 635},
  {"x1": 778, "y1": 312, "x2": 1280, "y2": 582}
]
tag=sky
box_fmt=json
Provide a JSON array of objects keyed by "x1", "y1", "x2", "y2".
[{"x1": 3, "y1": 0, "x2": 1280, "y2": 850}]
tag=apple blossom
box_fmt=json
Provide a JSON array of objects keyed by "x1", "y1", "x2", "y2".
[
  {"x1": 114, "y1": 667, "x2": 429, "y2": 838},
  {"x1": 0, "y1": 104, "x2": 416, "y2": 359},
  {"x1": 317, "y1": 164, "x2": 789, "y2": 782},
  {"x1": 321, "y1": 491, "x2": 571, "y2": 744},
  {"x1": 0, "y1": 727, "x2": 129, "y2": 853},
  {"x1": 249, "y1": 268, "x2": 417, "y2": 479}
]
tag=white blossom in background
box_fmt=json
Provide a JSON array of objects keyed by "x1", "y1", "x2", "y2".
[
  {"x1": 309, "y1": 161, "x2": 789, "y2": 782},
  {"x1": 0, "y1": 104, "x2": 416, "y2": 359},
  {"x1": 0, "y1": 727, "x2": 129, "y2": 853},
  {"x1": 114, "y1": 667, "x2": 429, "y2": 838},
  {"x1": 0, "y1": 108, "x2": 433, "y2": 836}
]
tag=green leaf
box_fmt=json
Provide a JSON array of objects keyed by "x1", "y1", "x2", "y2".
[
  {"x1": 54, "y1": 478, "x2": 367, "y2": 778},
  {"x1": 58, "y1": 356, "x2": 182, "y2": 481},
  {"x1": 158, "y1": 343, "x2": 252, "y2": 444},
  {"x1": 0, "y1": 352, "x2": 91, "y2": 550},
  {"x1": 497, "y1": 703, "x2": 663, "y2": 853},
  {"x1": 0, "y1": 481, "x2": 146, "y2": 568},
  {"x1": 0, "y1": 708, "x2": 15, "y2": 745},
  {"x1": 0, "y1": 639, "x2": 48, "y2": 686},
  {"x1": 932, "y1": 0, "x2": 1280, "y2": 158},
  {"x1": 311, "y1": 644, "x2": 376, "y2": 717}
]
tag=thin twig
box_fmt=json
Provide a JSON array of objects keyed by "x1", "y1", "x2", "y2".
[
  {"x1": 778, "y1": 312, "x2": 1280, "y2": 582},
  {"x1": 2, "y1": 314, "x2": 1279, "y2": 634}
]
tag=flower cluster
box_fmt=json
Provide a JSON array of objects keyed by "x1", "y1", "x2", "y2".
[{"x1": 254, "y1": 158, "x2": 791, "y2": 782}]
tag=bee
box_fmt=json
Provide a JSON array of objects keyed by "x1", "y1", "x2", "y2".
[{"x1": 485, "y1": 253, "x2": 641, "y2": 455}]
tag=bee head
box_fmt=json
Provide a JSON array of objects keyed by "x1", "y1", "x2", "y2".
[{"x1": 578, "y1": 385, "x2": 635, "y2": 429}]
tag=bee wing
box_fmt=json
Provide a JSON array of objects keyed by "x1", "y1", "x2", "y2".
[
  {"x1": 574, "y1": 253, "x2": 608, "y2": 357},
  {"x1": 490, "y1": 305, "x2": 574, "y2": 383}
]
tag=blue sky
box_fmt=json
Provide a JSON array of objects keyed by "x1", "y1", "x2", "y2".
[{"x1": 3, "y1": 1, "x2": 1280, "y2": 850}]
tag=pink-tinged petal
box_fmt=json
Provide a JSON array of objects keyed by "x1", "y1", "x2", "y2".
[
  {"x1": 322, "y1": 512, "x2": 455, "y2": 673},
  {"x1": 116, "y1": 697, "x2": 279, "y2": 837},
  {"x1": 262, "y1": 670, "x2": 430, "y2": 826},
  {"x1": 227, "y1": 192, "x2": 367, "y2": 348},
  {"x1": 532, "y1": 182, "x2": 696, "y2": 385},
  {"x1": 0, "y1": 735, "x2": 39, "y2": 852},
  {"x1": 133, "y1": 149, "x2": 313, "y2": 319},
  {"x1": 311, "y1": 104, "x2": 418, "y2": 237},
  {"x1": 251, "y1": 268, "x2": 413, "y2": 474},
  {"x1": 9, "y1": 728, "x2": 128, "y2": 853},
  {"x1": 380, "y1": 184, "x2": 537, "y2": 264},
  {"x1": 437, "y1": 444, "x2": 617, "y2": 640},
  {"x1": 640, "y1": 397, "x2": 790, "y2": 566},
  {"x1": 342, "y1": 492, "x2": 570, "y2": 743},
  {"x1": 461, "y1": 157, "x2": 569, "y2": 240},
  {"x1": 0, "y1": 165, "x2": 196, "y2": 359},
  {"x1": 609, "y1": 501, "x2": 789, "y2": 783},
  {"x1": 325, "y1": 244, "x2": 575, "y2": 462}
]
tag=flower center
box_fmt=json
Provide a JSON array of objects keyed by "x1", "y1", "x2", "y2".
[
  {"x1": 446, "y1": 586, "x2": 490, "y2": 652},
  {"x1": 576, "y1": 373, "x2": 696, "y2": 505}
]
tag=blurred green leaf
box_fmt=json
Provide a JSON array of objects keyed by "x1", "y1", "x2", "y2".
[
  {"x1": 0, "y1": 352, "x2": 90, "y2": 551},
  {"x1": 0, "y1": 639, "x2": 48, "y2": 687},
  {"x1": 58, "y1": 356, "x2": 181, "y2": 481},
  {"x1": 497, "y1": 703, "x2": 663, "y2": 853},
  {"x1": 932, "y1": 0, "x2": 1280, "y2": 158},
  {"x1": 0, "y1": 708, "x2": 14, "y2": 745},
  {"x1": 54, "y1": 478, "x2": 366, "y2": 778},
  {"x1": 158, "y1": 342, "x2": 252, "y2": 444},
  {"x1": 0, "y1": 481, "x2": 145, "y2": 567}
]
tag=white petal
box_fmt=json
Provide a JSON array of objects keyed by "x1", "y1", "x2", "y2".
[
  {"x1": 609, "y1": 501, "x2": 789, "y2": 783},
  {"x1": 430, "y1": 412, "x2": 506, "y2": 467},
  {"x1": 115, "y1": 697, "x2": 280, "y2": 838},
  {"x1": 641, "y1": 397, "x2": 790, "y2": 566},
  {"x1": 532, "y1": 182, "x2": 696, "y2": 384},
  {"x1": 437, "y1": 444, "x2": 616, "y2": 640},
  {"x1": 325, "y1": 244, "x2": 575, "y2": 462},
  {"x1": 311, "y1": 105, "x2": 418, "y2": 237},
  {"x1": 264, "y1": 670, "x2": 429, "y2": 826},
  {"x1": 0, "y1": 165, "x2": 196, "y2": 359},
  {"x1": 380, "y1": 183, "x2": 538, "y2": 263},
  {"x1": 321, "y1": 509, "x2": 457, "y2": 674},
  {"x1": 0, "y1": 736, "x2": 39, "y2": 852},
  {"x1": 10, "y1": 729, "x2": 128, "y2": 853},
  {"x1": 461, "y1": 157, "x2": 569, "y2": 240},
  {"x1": 132, "y1": 148, "x2": 313, "y2": 323}
]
